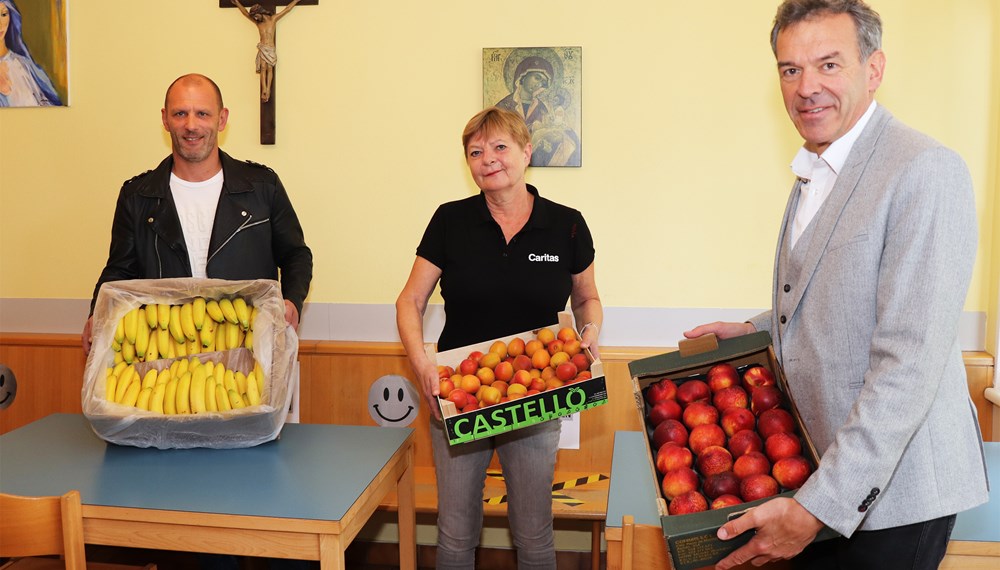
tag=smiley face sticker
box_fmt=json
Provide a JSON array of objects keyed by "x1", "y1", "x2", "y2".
[
  {"x1": 0, "y1": 364, "x2": 17, "y2": 410},
  {"x1": 368, "y1": 375, "x2": 420, "y2": 427}
]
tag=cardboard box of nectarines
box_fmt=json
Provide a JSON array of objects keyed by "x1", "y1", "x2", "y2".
[
  {"x1": 627, "y1": 331, "x2": 835, "y2": 570},
  {"x1": 426, "y1": 312, "x2": 607, "y2": 446}
]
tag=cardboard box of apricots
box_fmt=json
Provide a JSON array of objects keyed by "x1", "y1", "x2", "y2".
[
  {"x1": 628, "y1": 331, "x2": 836, "y2": 570},
  {"x1": 427, "y1": 312, "x2": 607, "y2": 446}
]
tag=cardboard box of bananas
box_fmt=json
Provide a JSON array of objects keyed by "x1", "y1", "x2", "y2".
[{"x1": 82, "y1": 278, "x2": 297, "y2": 449}]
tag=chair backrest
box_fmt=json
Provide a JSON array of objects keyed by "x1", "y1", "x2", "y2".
[{"x1": 0, "y1": 490, "x2": 87, "y2": 569}]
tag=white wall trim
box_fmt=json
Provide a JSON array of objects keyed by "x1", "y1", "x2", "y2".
[{"x1": 0, "y1": 298, "x2": 988, "y2": 352}]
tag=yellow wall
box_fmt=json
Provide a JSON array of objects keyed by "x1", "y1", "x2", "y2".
[{"x1": 1, "y1": 0, "x2": 996, "y2": 316}]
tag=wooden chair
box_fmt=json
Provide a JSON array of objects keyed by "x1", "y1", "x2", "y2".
[{"x1": 0, "y1": 490, "x2": 156, "y2": 570}]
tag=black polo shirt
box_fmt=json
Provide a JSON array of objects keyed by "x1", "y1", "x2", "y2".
[{"x1": 417, "y1": 185, "x2": 595, "y2": 351}]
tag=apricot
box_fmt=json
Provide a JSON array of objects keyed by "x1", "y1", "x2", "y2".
[
  {"x1": 488, "y1": 341, "x2": 508, "y2": 359},
  {"x1": 536, "y1": 328, "x2": 555, "y2": 345},
  {"x1": 507, "y1": 337, "x2": 526, "y2": 357}
]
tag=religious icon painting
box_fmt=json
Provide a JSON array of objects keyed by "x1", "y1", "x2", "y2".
[
  {"x1": 0, "y1": 0, "x2": 68, "y2": 107},
  {"x1": 484, "y1": 46, "x2": 582, "y2": 167}
]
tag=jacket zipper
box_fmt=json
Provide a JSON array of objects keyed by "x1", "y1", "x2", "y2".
[{"x1": 207, "y1": 216, "x2": 269, "y2": 264}]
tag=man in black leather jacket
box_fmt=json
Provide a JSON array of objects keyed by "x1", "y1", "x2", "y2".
[{"x1": 82, "y1": 74, "x2": 312, "y2": 353}]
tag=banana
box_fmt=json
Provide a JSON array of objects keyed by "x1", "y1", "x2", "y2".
[
  {"x1": 123, "y1": 308, "x2": 140, "y2": 344},
  {"x1": 187, "y1": 338, "x2": 200, "y2": 357},
  {"x1": 174, "y1": 338, "x2": 187, "y2": 358},
  {"x1": 235, "y1": 371, "x2": 248, "y2": 395},
  {"x1": 113, "y1": 351, "x2": 124, "y2": 364},
  {"x1": 163, "y1": 378, "x2": 178, "y2": 415},
  {"x1": 157, "y1": 303, "x2": 171, "y2": 329},
  {"x1": 216, "y1": 385, "x2": 232, "y2": 412},
  {"x1": 223, "y1": 369, "x2": 238, "y2": 394},
  {"x1": 176, "y1": 357, "x2": 189, "y2": 378},
  {"x1": 106, "y1": 375, "x2": 118, "y2": 402},
  {"x1": 176, "y1": 371, "x2": 191, "y2": 414},
  {"x1": 200, "y1": 319, "x2": 216, "y2": 348},
  {"x1": 122, "y1": 379, "x2": 142, "y2": 407},
  {"x1": 144, "y1": 304, "x2": 158, "y2": 330},
  {"x1": 141, "y1": 369, "x2": 158, "y2": 390},
  {"x1": 114, "y1": 318, "x2": 125, "y2": 344},
  {"x1": 134, "y1": 318, "x2": 150, "y2": 359},
  {"x1": 254, "y1": 367, "x2": 264, "y2": 396},
  {"x1": 168, "y1": 305, "x2": 185, "y2": 343},
  {"x1": 206, "y1": 376, "x2": 218, "y2": 412},
  {"x1": 233, "y1": 297, "x2": 250, "y2": 330},
  {"x1": 227, "y1": 389, "x2": 246, "y2": 409},
  {"x1": 180, "y1": 302, "x2": 197, "y2": 342},
  {"x1": 249, "y1": 306, "x2": 259, "y2": 331},
  {"x1": 156, "y1": 368, "x2": 171, "y2": 385},
  {"x1": 156, "y1": 328, "x2": 171, "y2": 357},
  {"x1": 111, "y1": 361, "x2": 128, "y2": 379},
  {"x1": 206, "y1": 299, "x2": 225, "y2": 323},
  {"x1": 215, "y1": 323, "x2": 227, "y2": 351},
  {"x1": 112, "y1": 338, "x2": 122, "y2": 352},
  {"x1": 190, "y1": 368, "x2": 207, "y2": 413},
  {"x1": 253, "y1": 360, "x2": 263, "y2": 381},
  {"x1": 215, "y1": 362, "x2": 227, "y2": 381},
  {"x1": 136, "y1": 386, "x2": 154, "y2": 411},
  {"x1": 226, "y1": 322, "x2": 239, "y2": 351},
  {"x1": 219, "y1": 298, "x2": 239, "y2": 325},
  {"x1": 246, "y1": 372, "x2": 261, "y2": 406},
  {"x1": 244, "y1": 329, "x2": 254, "y2": 350},
  {"x1": 145, "y1": 332, "x2": 159, "y2": 361},
  {"x1": 192, "y1": 297, "x2": 207, "y2": 331},
  {"x1": 114, "y1": 369, "x2": 134, "y2": 403},
  {"x1": 121, "y1": 340, "x2": 136, "y2": 364},
  {"x1": 150, "y1": 382, "x2": 167, "y2": 413}
]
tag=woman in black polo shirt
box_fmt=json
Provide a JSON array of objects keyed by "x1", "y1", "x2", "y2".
[{"x1": 396, "y1": 106, "x2": 602, "y2": 569}]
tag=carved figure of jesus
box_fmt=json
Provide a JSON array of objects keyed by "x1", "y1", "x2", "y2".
[{"x1": 232, "y1": 0, "x2": 301, "y2": 102}]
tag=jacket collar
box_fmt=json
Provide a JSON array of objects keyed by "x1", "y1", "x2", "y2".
[{"x1": 135, "y1": 150, "x2": 253, "y2": 197}]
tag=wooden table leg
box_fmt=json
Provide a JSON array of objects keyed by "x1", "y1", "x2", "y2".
[
  {"x1": 592, "y1": 520, "x2": 602, "y2": 570},
  {"x1": 397, "y1": 443, "x2": 417, "y2": 570},
  {"x1": 319, "y1": 533, "x2": 344, "y2": 570}
]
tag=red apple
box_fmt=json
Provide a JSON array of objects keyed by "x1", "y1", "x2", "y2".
[
  {"x1": 682, "y1": 402, "x2": 720, "y2": 429},
  {"x1": 676, "y1": 380, "x2": 712, "y2": 406},
  {"x1": 458, "y1": 358, "x2": 478, "y2": 376},
  {"x1": 707, "y1": 363, "x2": 740, "y2": 392},
  {"x1": 740, "y1": 473, "x2": 780, "y2": 502},
  {"x1": 750, "y1": 385, "x2": 783, "y2": 416},
  {"x1": 772, "y1": 455, "x2": 812, "y2": 490},
  {"x1": 733, "y1": 451, "x2": 771, "y2": 480},
  {"x1": 695, "y1": 445, "x2": 734, "y2": 477},
  {"x1": 660, "y1": 467, "x2": 700, "y2": 501},
  {"x1": 656, "y1": 442, "x2": 693, "y2": 473},
  {"x1": 647, "y1": 399, "x2": 683, "y2": 426},
  {"x1": 652, "y1": 419, "x2": 688, "y2": 449},
  {"x1": 645, "y1": 378, "x2": 677, "y2": 405},
  {"x1": 720, "y1": 407, "x2": 756, "y2": 437},
  {"x1": 764, "y1": 432, "x2": 802, "y2": 463},
  {"x1": 742, "y1": 366, "x2": 776, "y2": 390},
  {"x1": 713, "y1": 386, "x2": 749, "y2": 412},
  {"x1": 703, "y1": 471, "x2": 741, "y2": 500},
  {"x1": 511, "y1": 354, "x2": 533, "y2": 372},
  {"x1": 757, "y1": 408, "x2": 796, "y2": 440},
  {"x1": 668, "y1": 490, "x2": 708, "y2": 515},
  {"x1": 688, "y1": 424, "x2": 726, "y2": 456},
  {"x1": 728, "y1": 429, "x2": 763, "y2": 458},
  {"x1": 710, "y1": 494, "x2": 744, "y2": 510},
  {"x1": 555, "y1": 362, "x2": 578, "y2": 382}
]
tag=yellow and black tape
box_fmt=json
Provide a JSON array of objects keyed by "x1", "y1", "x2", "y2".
[{"x1": 483, "y1": 470, "x2": 609, "y2": 507}]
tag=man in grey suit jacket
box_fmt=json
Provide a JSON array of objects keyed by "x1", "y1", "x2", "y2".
[{"x1": 686, "y1": 1, "x2": 989, "y2": 568}]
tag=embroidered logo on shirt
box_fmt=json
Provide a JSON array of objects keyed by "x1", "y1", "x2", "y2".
[{"x1": 528, "y1": 253, "x2": 560, "y2": 262}]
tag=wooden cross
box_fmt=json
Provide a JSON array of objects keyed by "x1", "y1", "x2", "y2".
[{"x1": 221, "y1": 0, "x2": 319, "y2": 144}]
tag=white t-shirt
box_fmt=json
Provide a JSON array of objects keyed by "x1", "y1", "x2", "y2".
[{"x1": 170, "y1": 170, "x2": 223, "y2": 278}]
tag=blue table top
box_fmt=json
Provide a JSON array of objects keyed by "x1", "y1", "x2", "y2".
[
  {"x1": 606, "y1": 431, "x2": 999, "y2": 543},
  {"x1": 0, "y1": 414, "x2": 413, "y2": 522}
]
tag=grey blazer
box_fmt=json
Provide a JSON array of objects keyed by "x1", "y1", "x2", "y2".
[{"x1": 748, "y1": 105, "x2": 988, "y2": 537}]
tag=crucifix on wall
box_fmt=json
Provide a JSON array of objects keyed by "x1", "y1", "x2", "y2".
[{"x1": 221, "y1": 0, "x2": 318, "y2": 144}]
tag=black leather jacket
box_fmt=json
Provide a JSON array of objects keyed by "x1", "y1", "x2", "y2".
[{"x1": 89, "y1": 150, "x2": 313, "y2": 314}]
